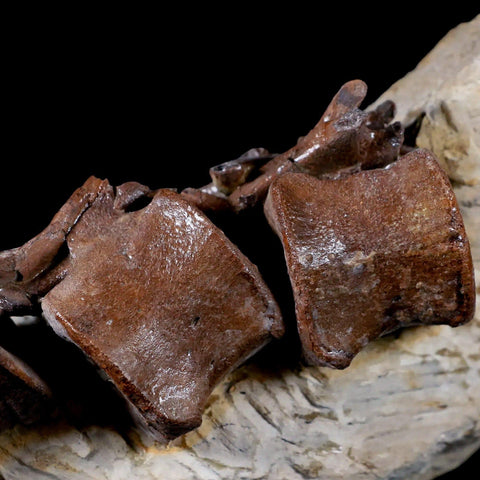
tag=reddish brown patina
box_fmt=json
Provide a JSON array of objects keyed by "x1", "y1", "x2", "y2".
[
  {"x1": 39, "y1": 181, "x2": 283, "y2": 441},
  {"x1": 0, "y1": 80, "x2": 475, "y2": 441},
  {"x1": 264, "y1": 149, "x2": 475, "y2": 369}
]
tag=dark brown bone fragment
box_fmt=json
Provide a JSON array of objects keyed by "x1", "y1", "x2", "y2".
[
  {"x1": 227, "y1": 80, "x2": 404, "y2": 212},
  {"x1": 181, "y1": 184, "x2": 231, "y2": 212},
  {"x1": 0, "y1": 345, "x2": 54, "y2": 429},
  {"x1": 41, "y1": 181, "x2": 283, "y2": 441},
  {"x1": 0, "y1": 176, "x2": 106, "y2": 317},
  {"x1": 180, "y1": 148, "x2": 275, "y2": 212},
  {"x1": 209, "y1": 147, "x2": 275, "y2": 195},
  {"x1": 264, "y1": 149, "x2": 475, "y2": 369}
]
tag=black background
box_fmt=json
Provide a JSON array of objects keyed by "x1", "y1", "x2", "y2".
[{"x1": 1, "y1": 6, "x2": 479, "y2": 478}]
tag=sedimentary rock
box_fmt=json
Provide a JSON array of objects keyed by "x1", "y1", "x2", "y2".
[
  {"x1": 415, "y1": 60, "x2": 480, "y2": 186},
  {"x1": 369, "y1": 14, "x2": 480, "y2": 185}
]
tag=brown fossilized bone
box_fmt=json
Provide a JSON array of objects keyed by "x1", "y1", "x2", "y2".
[
  {"x1": 0, "y1": 177, "x2": 283, "y2": 441},
  {"x1": 264, "y1": 149, "x2": 475, "y2": 369},
  {"x1": 0, "y1": 178, "x2": 164, "y2": 319},
  {"x1": 2, "y1": 174, "x2": 285, "y2": 440},
  {"x1": 0, "y1": 342, "x2": 54, "y2": 429},
  {"x1": 0, "y1": 79, "x2": 474, "y2": 442},
  {"x1": 183, "y1": 80, "x2": 404, "y2": 213},
  {"x1": 0, "y1": 177, "x2": 104, "y2": 318},
  {"x1": 209, "y1": 147, "x2": 275, "y2": 195},
  {"x1": 181, "y1": 147, "x2": 274, "y2": 212}
]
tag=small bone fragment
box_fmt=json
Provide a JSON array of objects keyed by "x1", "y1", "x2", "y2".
[
  {"x1": 181, "y1": 185, "x2": 231, "y2": 212},
  {"x1": 180, "y1": 148, "x2": 274, "y2": 212},
  {"x1": 0, "y1": 345, "x2": 54, "y2": 429},
  {"x1": 0, "y1": 177, "x2": 106, "y2": 317},
  {"x1": 209, "y1": 147, "x2": 274, "y2": 195}
]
